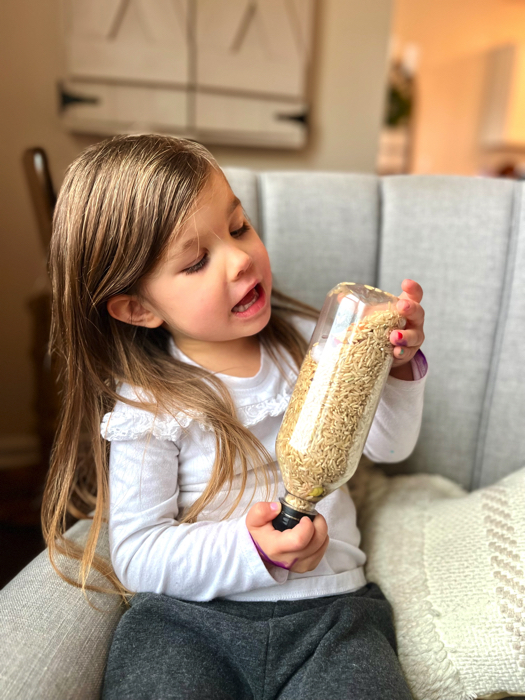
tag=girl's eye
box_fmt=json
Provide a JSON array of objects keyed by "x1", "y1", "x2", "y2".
[
  {"x1": 231, "y1": 222, "x2": 250, "y2": 238},
  {"x1": 184, "y1": 253, "x2": 209, "y2": 274},
  {"x1": 183, "y1": 222, "x2": 250, "y2": 274}
]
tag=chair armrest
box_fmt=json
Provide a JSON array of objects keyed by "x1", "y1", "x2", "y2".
[{"x1": 0, "y1": 519, "x2": 124, "y2": 700}]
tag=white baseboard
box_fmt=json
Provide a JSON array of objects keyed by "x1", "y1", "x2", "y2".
[{"x1": 0, "y1": 434, "x2": 40, "y2": 470}]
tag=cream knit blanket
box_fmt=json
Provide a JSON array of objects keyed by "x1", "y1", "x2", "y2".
[{"x1": 356, "y1": 465, "x2": 525, "y2": 700}]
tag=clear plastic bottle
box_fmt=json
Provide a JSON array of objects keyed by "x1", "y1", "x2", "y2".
[{"x1": 272, "y1": 282, "x2": 406, "y2": 531}]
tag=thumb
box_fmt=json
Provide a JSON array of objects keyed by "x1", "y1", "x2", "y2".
[{"x1": 246, "y1": 501, "x2": 281, "y2": 529}]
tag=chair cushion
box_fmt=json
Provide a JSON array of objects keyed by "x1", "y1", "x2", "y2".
[
  {"x1": 358, "y1": 464, "x2": 525, "y2": 700},
  {"x1": 258, "y1": 171, "x2": 380, "y2": 309},
  {"x1": 378, "y1": 174, "x2": 518, "y2": 489},
  {"x1": 0, "y1": 519, "x2": 123, "y2": 700}
]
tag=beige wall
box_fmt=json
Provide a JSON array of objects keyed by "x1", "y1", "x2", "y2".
[
  {"x1": 393, "y1": 0, "x2": 525, "y2": 175},
  {"x1": 210, "y1": 0, "x2": 394, "y2": 172},
  {"x1": 0, "y1": 0, "x2": 392, "y2": 445}
]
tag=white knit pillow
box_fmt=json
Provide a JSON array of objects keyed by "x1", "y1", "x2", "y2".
[{"x1": 358, "y1": 466, "x2": 525, "y2": 700}]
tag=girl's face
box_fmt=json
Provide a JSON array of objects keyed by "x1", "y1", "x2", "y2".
[{"x1": 140, "y1": 170, "x2": 273, "y2": 350}]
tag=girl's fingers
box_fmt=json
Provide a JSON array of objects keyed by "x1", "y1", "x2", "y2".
[
  {"x1": 278, "y1": 514, "x2": 327, "y2": 553},
  {"x1": 291, "y1": 537, "x2": 330, "y2": 574},
  {"x1": 297, "y1": 515, "x2": 328, "y2": 559},
  {"x1": 272, "y1": 514, "x2": 328, "y2": 557},
  {"x1": 392, "y1": 345, "x2": 416, "y2": 362},
  {"x1": 396, "y1": 298, "x2": 425, "y2": 327},
  {"x1": 391, "y1": 281, "x2": 425, "y2": 366},
  {"x1": 399, "y1": 279, "x2": 423, "y2": 303},
  {"x1": 278, "y1": 516, "x2": 317, "y2": 552},
  {"x1": 389, "y1": 328, "x2": 425, "y2": 349}
]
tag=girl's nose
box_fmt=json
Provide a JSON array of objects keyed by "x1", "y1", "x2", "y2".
[{"x1": 228, "y1": 244, "x2": 253, "y2": 280}]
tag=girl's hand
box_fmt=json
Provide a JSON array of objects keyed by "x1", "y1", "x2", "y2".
[
  {"x1": 246, "y1": 502, "x2": 329, "y2": 573},
  {"x1": 389, "y1": 279, "x2": 425, "y2": 373}
]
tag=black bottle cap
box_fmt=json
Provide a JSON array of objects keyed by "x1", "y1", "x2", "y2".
[{"x1": 271, "y1": 498, "x2": 316, "y2": 531}]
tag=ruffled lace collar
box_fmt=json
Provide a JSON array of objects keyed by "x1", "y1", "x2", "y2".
[
  {"x1": 237, "y1": 376, "x2": 295, "y2": 426},
  {"x1": 100, "y1": 342, "x2": 299, "y2": 442},
  {"x1": 168, "y1": 338, "x2": 298, "y2": 424}
]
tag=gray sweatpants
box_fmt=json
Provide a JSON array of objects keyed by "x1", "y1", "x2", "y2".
[{"x1": 102, "y1": 582, "x2": 413, "y2": 700}]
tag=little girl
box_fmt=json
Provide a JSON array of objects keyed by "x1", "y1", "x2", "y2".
[{"x1": 44, "y1": 134, "x2": 427, "y2": 700}]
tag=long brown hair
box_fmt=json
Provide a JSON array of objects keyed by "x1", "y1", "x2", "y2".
[{"x1": 42, "y1": 134, "x2": 319, "y2": 601}]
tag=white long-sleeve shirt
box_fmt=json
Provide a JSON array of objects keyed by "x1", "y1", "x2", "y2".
[{"x1": 101, "y1": 316, "x2": 428, "y2": 602}]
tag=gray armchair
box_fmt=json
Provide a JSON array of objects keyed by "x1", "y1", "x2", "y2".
[{"x1": 2, "y1": 170, "x2": 524, "y2": 699}]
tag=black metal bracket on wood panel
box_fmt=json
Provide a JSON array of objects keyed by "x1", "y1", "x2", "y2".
[
  {"x1": 58, "y1": 82, "x2": 100, "y2": 112},
  {"x1": 275, "y1": 109, "x2": 309, "y2": 127}
]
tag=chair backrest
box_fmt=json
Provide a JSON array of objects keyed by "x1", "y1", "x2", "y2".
[
  {"x1": 224, "y1": 168, "x2": 525, "y2": 491},
  {"x1": 22, "y1": 157, "x2": 525, "y2": 491},
  {"x1": 22, "y1": 147, "x2": 58, "y2": 484},
  {"x1": 22, "y1": 147, "x2": 56, "y2": 253}
]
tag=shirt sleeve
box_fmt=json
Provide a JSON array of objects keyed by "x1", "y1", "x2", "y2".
[
  {"x1": 107, "y1": 435, "x2": 288, "y2": 601},
  {"x1": 363, "y1": 350, "x2": 429, "y2": 464}
]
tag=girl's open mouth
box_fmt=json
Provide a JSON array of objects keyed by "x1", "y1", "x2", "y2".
[{"x1": 231, "y1": 283, "x2": 266, "y2": 317}]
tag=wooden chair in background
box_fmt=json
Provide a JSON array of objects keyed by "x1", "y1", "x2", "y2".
[
  {"x1": 22, "y1": 148, "x2": 56, "y2": 251},
  {"x1": 1, "y1": 149, "x2": 61, "y2": 527},
  {"x1": 24, "y1": 147, "x2": 61, "y2": 507}
]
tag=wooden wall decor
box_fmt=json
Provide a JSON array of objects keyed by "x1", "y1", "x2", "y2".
[{"x1": 61, "y1": 0, "x2": 314, "y2": 149}]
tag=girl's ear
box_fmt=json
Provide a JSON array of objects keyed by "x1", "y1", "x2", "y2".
[{"x1": 106, "y1": 294, "x2": 164, "y2": 328}]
